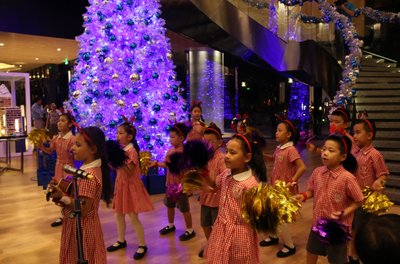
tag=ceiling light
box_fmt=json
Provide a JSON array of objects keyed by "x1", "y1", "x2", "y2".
[
  {"x1": 35, "y1": 58, "x2": 39, "y2": 60},
  {"x1": 0, "y1": 43, "x2": 4, "y2": 46},
  {"x1": 57, "y1": 48, "x2": 61, "y2": 51}
]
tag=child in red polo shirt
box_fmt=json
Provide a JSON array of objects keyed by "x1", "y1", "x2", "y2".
[
  {"x1": 297, "y1": 134, "x2": 364, "y2": 264},
  {"x1": 350, "y1": 119, "x2": 389, "y2": 263}
]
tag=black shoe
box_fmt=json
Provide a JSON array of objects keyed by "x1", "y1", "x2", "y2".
[
  {"x1": 198, "y1": 249, "x2": 204, "y2": 258},
  {"x1": 159, "y1": 225, "x2": 176, "y2": 235},
  {"x1": 259, "y1": 236, "x2": 279, "y2": 247},
  {"x1": 51, "y1": 218, "x2": 63, "y2": 227},
  {"x1": 179, "y1": 230, "x2": 196, "y2": 241},
  {"x1": 276, "y1": 245, "x2": 296, "y2": 258},
  {"x1": 133, "y1": 246, "x2": 147, "y2": 260},
  {"x1": 107, "y1": 241, "x2": 127, "y2": 252}
]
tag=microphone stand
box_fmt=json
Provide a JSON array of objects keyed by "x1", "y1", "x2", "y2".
[{"x1": 71, "y1": 172, "x2": 88, "y2": 264}]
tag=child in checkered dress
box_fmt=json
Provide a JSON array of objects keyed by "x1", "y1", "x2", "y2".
[
  {"x1": 205, "y1": 133, "x2": 267, "y2": 264},
  {"x1": 197, "y1": 123, "x2": 227, "y2": 258},
  {"x1": 297, "y1": 134, "x2": 364, "y2": 264},
  {"x1": 349, "y1": 119, "x2": 389, "y2": 263},
  {"x1": 40, "y1": 113, "x2": 76, "y2": 227},
  {"x1": 106, "y1": 122, "x2": 154, "y2": 260},
  {"x1": 260, "y1": 120, "x2": 306, "y2": 258},
  {"x1": 50, "y1": 126, "x2": 112, "y2": 264}
]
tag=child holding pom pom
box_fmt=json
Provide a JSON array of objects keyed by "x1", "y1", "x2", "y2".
[
  {"x1": 148, "y1": 123, "x2": 196, "y2": 241},
  {"x1": 296, "y1": 134, "x2": 364, "y2": 264},
  {"x1": 106, "y1": 122, "x2": 153, "y2": 260},
  {"x1": 197, "y1": 123, "x2": 227, "y2": 258},
  {"x1": 39, "y1": 113, "x2": 76, "y2": 227},
  {"x1": 349, "y1": 119, "x2": 389, "y2": 263},
  {"x1": 205, "y1": 134, "x2": 266, "y2": 264},
  {"x1": 260, "y1": 120, "x2": 306, "y2": 258}
]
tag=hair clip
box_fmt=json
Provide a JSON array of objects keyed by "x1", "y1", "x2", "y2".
[
  {"x1": 357, "y1": 110, "x2": 368, "y2": 119},
  {"x1": 72, "y1": 121, "x2": 94, "y2": 146}
]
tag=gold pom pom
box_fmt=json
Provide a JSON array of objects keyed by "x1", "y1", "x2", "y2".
[
  {"x1": 139, "y1": 151, "x2": 152, "y2": 175},
  {"x1": 362, "y1": 187, "x2": 394, "y2": 214},
  {"x1": 28, "y1": 129, "x2": 48, "y2": 147},
  {"x1": 241, "y1": 180, "x2": 301, "y2": 233}
]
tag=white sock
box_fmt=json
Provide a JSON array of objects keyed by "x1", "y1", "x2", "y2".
[
  {"x1": 186, "y1": 228, "x2": 193, "y2": 233},
  {"x1": 168, "y1": 223, "x2": 174, "y2": 228}
]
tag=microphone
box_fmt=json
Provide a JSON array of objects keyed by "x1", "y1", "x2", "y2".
[{"x1": 63, "y1": 165, "x2": 94, "y2": 180}]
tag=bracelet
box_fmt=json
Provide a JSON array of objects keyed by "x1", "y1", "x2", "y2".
[{"x1": 301, "y1": 192, "x2": 308, "y2": 202}]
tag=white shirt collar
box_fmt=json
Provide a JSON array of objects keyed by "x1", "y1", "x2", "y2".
[
  {"x1": 233, "y1": 168, "x2": 252, "y2": 181},
  {"x1": 278, "y1": 141, "x2": 294, "y2": 150},
  {"x1": 59, "y1": 131, "x2": 73, "y2": 139},
  {"x1": 123, "y1": 143, "x2": 133, "y2": 151},
  {"x1": 80, "y1": 159, "x2": 102, "y2": 170}
]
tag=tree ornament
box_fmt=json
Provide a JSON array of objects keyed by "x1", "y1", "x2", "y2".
[
  {"x1": 104, "y1": 57, "x2": 113, "y2": 64},
  {"x1": 130, "y1": 73, "x2": 140, "y2": 81},
  {"x1": 112, "y1": 73, "x2": 119, "y2": 79},
  {"x1": 117, "y1": 99, "x2": 125, "y2": 107},
  {"x1": 73, "y1": 90, "x2": 81, "y2": 98}
]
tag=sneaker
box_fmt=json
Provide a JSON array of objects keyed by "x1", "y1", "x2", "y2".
[
  {"x1": 107, "y1": 241, "x2": 127, "y2": 252},
  {"x1": 198, "y1": 249, "x2": 204, "y2": 258},
  {"x1": 179, "y1": 230, "x2": 196, "y2": 241},
  {"x1": 133, "y1": 246, "x2": 147, "y2": 260},
  {"x1": 276, "y1": 245, "x2": 296, "y2": 258},
  {"x1": 259, "y1": 236, "x2": 279, "y2": 247},
  {"x1": 51, "y1": 218, "x2": 63, "y2": 227},
  {"x1": 159, "y1": 225, "x2": 176, "y2": 235}
]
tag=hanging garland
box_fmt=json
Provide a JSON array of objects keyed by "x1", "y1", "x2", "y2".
[
  {"x1": 242, "y1": 0, "x2": 362, "y2": 110},
  {"x1": 355, "y1": 7, "x2": 400, "y2": 24}
]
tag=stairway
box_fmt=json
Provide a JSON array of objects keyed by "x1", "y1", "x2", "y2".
[{"x1": 354, "y1": 52, "x2": 400, "y2": 203}]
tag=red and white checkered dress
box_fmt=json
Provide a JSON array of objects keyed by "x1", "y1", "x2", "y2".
[
  {"x1": 353, "y1": 145, "x2": 389, "y2": 188},
  {"x1": 50, "y1": 131, "x2": 75, "y2": 181},
  {"x1": 270, "y1": 142, "x2": 301, "y2": 186},
  {"x1": 199, "y1": 150, "x2": 226, "y2": 207},
  {"x1": 307, "y1": 165, "x2": 364, "y2": 227},
  {"x1": 206, "y1": 169, "x2": 259, "y2": 264},
  {"x1": 60, "y1": 159, "x2": 107, "y2": 264},
  {"x1": 164, "y1": 146, "x2": 184, "y2": 186},
  {"x1": 112, "y1": 144, "x2": 154, "y2": 214}
]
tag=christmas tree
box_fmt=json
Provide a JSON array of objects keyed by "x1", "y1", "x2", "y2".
[{"x1": 68, "y1": 0, "x2": 187, "y2": 160}]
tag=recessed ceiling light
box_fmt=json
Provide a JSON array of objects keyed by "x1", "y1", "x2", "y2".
[
  {"x1": 35, "y1": 58, "x2": 39, "y2": 60},
  {"x1": 57, "y1": 48, "x2": 61, "y2": 51},
  {"x1": 0, "y1": 43, "x2": 4, "y2": 46}
]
